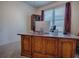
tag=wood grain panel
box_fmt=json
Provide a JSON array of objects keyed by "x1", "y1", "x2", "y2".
[
  {"x1": 21, "y1": 35, "x2": 31, "y2": 57},
  {"x1": 21, "y1": 35, "x2": 31, "y2": 51},
  {"x1": 32, "y1": 36, "x2": 45, "y2": 53},
  {"x1": 59, "y1": 39, "x2": 76, "y2": 58},
  {"x1": 43, "y1": 37, "x2": 58, "y2": 57}
]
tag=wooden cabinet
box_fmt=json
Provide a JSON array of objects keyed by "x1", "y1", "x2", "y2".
[
  {"x1": 21, "y1": 35, "x2": 31, "y2": 57},
  {"x1": 58, "y1": 39, "x2": 76, "y2": 58},
  {"x1": 20, "y1": 35, "x2": 76, "y2": 58}
]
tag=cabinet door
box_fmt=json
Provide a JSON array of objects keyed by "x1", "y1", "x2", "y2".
[
  {"x1": 59, "y1": 39, "x2": 76, "y2": 58},
  {"x1": 44, "y1": 37, "x2": 58, "y2": 57},
  {"x1": 32, "y1": 36, "x2": 45, "y2": 53},
  {"x1": 21, "y1": 35, "x2": 31, "y2": 57}
]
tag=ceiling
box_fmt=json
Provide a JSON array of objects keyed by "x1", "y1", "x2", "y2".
[{"x1": 24, "y1": 1, "x2": 55, "y2": 8}]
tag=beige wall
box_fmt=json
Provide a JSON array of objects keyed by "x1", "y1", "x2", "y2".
[
  {"x1": 35, "y1": 1, "x2": 79, "y2": 35},
  {"x1": 71, "y1": 2, "x2": 79, "y2": 35},
  {"x1": 0, "y1": 1, "x2": 35, "y2": 46}
]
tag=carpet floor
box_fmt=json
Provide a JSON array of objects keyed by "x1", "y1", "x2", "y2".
[{"x1": 0, "y1": 41, "x2": 26, "y2": 58}]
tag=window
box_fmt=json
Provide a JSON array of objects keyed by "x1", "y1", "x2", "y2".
[{"x1": 44, "y1": 6, "x2": 65, "y2": 32}]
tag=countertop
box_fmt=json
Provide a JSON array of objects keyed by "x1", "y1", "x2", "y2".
[{"x1": 18, "y1": 32, "x2": 79, "y2": 39}]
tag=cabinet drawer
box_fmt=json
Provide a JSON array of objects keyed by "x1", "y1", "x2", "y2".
[{"x1": 32, "y1": 53, "x2": 56, "y2": 58}]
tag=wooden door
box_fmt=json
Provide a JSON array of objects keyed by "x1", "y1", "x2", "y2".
[
  {"x1": 59, "y1": 39, "x2": 76, "y2": 58},
  {"x1": 21, "y1": 35, "x2": 31, "y2": 57},
  {"x1": 32, "y1": 36, "x2": 45, "y2": 54},
  {"x1": 44, "y1": 37, "x2": 58, "y2": 57}
]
